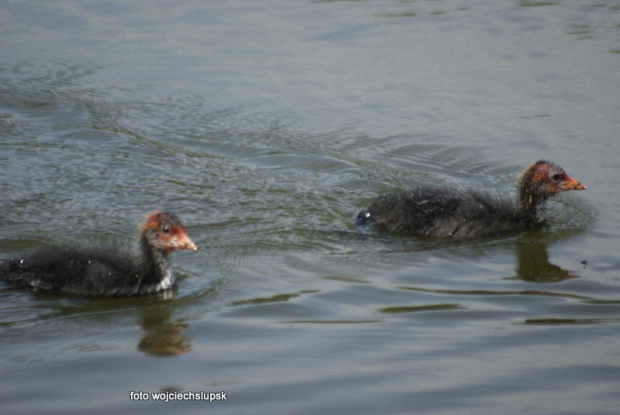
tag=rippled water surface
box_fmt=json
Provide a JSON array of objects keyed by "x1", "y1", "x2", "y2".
[{"x1": 1, "y1": 1, "x2": 620, "y2": 414}]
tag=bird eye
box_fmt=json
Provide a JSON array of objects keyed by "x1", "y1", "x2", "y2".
[
  {"x1": 162, "y1": 226, "x2": 170, "y2": 234},
  {"x1": 552, "y1": 174, "x2": 562, "y2": 181}
]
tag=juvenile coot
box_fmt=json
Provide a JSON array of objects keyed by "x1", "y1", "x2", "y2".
[
  {"x1": 0, "y1": 211, "x2": 197, "y2": 296},
  {"x1": 356, "y1": 160, "x2": 586, "y2": 238}
]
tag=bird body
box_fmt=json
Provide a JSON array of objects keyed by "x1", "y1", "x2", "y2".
[
  {"x1": 0, "y1": 211, "x2": 197, "y2": 297},
  {"x1": 357, "y1": 161, "x2": 586, "y2": 239}
]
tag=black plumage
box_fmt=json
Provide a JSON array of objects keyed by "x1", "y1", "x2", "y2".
[
  {"x1": 0, "y1": 211, "x2": 197, "y2": 297},
  {"x1": 357, "y1": 161, "x2": 586, "y2": 239}
]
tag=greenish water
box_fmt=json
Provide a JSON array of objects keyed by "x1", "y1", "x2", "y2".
[{"x1": 1, "y1": 1, "x2": 619, "y2": 414}]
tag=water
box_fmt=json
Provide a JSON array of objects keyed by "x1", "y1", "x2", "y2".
[{"x1": 1, "y1": 1, "x2": 619, "y2": 414}]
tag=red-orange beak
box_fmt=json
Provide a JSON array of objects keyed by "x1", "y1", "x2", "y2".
[
  {"x1": 562, "y1": 175, "x2": 587, "y2": 191},
  {"x1": 172, "y1": 229, "x2": 198, "y2": 251}
]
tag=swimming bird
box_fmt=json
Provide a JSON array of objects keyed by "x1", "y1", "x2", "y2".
[
  {"x1": 0, "y1": 211, "x2": 197, "y2": 296},
  {"x1": 356, "y1": 160, "x2": 586, "y2": 238}
]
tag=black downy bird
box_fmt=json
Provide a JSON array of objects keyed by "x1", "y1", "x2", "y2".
[
  {"x1": 0, "y1": 211, "x2": 197, "y2": 296},
  {"x1": 357, "y1": 160, "x2": 586, "y2": 238}
]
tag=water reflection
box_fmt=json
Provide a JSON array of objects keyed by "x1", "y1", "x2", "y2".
[
  {"x1": 137, "y1": 301, "x2": 192, "y2": 357},
  {"x1": 513, "y1": 239, "x2": 579, "y2": 283},
  {"x1": 0, "y1": 289, "x2": 195, "y2": 357}
]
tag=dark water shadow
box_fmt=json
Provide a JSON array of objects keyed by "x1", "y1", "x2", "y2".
[
  {"x1": 134, "y1": 299, "x2": 192, "y2": 357},
  {"x1": 510, "y1": 238, "x2": 581, "y2": 283},
  {"x1": 0, "y1": 279, "x2": 221, "y2": 358}
]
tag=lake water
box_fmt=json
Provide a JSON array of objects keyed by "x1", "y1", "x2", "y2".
[{"x1": 1, "y1": 1, "x2": 619, "y2": 414}]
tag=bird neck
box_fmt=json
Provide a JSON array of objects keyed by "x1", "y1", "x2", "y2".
[
  {"x1": 138, "y1": 236, "x2": 171, "y2": 281},
  {"x1": 519, "y1": 185, "x2": 548, "y2": 225}
]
